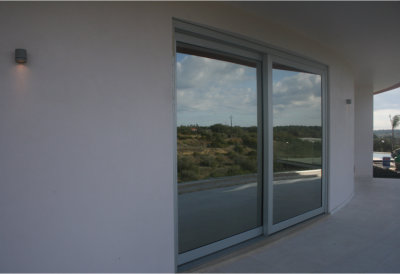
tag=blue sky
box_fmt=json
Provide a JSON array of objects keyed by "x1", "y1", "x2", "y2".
[
  {"x1": 176, "y1": 53, "x2": 322, "y2": 127},
  {"x1": 374, "y1": 87, "x2": 400, "y2": 130}
]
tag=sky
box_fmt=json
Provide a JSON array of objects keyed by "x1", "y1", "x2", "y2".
[
  {"x1": 272, "y1": 68, "x2": 321, "y2": 127},
  {"x1": 374, "y1": 87, "x2": 400, "y2": 130},
  {"x1": 176, "y1": 53, "x2": 257, "y2": 126},
  {"x1": 176, "y1": 52, "x2": 321, "y2": 127}
]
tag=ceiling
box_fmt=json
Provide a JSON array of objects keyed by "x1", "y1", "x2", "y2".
[{"x1": 230, "y1": 1, "x2": 400, "y2": 92}]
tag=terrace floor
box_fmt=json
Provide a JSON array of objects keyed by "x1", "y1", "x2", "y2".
[{"x1": 188, "y1": 178, "x2": 400, "y2": 273}]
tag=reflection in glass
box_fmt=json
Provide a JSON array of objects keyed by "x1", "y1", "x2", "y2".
[
  {"x1": 177, "y1": 49, "x2": 261, "y2": 253},
  {"x1": 272, "y1": 63, "x2": 322, "y2": 224}
]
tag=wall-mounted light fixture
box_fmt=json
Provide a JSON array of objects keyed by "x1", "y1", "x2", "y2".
[{"x1": 15, "y1": 48, "x2": 27, "y2": 64}]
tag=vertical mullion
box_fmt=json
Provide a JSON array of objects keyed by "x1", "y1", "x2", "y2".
[
  {"x1": 322, "y1": 70, "x2": 329, "y2": 213},
  {"x1": 263, "y1": 54, "x2": 274, "y2": 235},
  {"x1": 173, "y1": 33, "x2": 179, "y2": 272},
  {"x1": 256, "y1": 61, "x2": 263, "y2": 227},
  {"x1": 267, "y1": 55, "x2": 274, "y2": 235}
]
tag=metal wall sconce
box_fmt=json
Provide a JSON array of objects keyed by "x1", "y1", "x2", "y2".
[{"x1": 15, "y1": 48, "x2": 27, "y2": 64}]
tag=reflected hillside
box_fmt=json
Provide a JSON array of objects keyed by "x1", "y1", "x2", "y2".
[
  {"x1": 177, "y1": 124, "x2": 322, "y2": 183},
  {"x1": 178, "y1": 124, "x2": 257, "y2": 183}
]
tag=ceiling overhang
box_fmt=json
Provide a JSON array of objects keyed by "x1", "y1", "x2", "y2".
[{"x1": 229, "y1": 1, "x2": 400, "y2": 93}]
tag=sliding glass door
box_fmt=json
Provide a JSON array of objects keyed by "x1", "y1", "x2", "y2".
[
  {"x1": 269, "y1": 60, "x2": 325, "y2": 231},
  {"x1": 174, "y1": 20, "x2": 327, "y2": 266},
  {"x1": 176, "y1": 44, "x2": 263, "y2": 264}
]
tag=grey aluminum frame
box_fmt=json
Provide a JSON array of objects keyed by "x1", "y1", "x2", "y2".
[{"x1": 173, "y1": 18, "x2": 329, "y2": 268}]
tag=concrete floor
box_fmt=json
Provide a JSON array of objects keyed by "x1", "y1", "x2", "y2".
[{"x1": 192, "y1": 179, "x2": 400, "y2": 273}]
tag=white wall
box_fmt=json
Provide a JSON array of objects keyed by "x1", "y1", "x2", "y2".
[
  {"x1": 0, "y1": 2, "x2": 355, "y2": 272},
  {"x1": 0, "y1": 3, "x2": 175, "y2": 272},
  {"x1": 328, "y1": 66, "x2": 356, "y2": 212},
  {"x1": 354, "y1": 84, "x2": 373, "y2": 182}
]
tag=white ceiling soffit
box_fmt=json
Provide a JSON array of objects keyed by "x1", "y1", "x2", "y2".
[{"x1": 230, "y1": 1, "x2": 400, "y2": 92}]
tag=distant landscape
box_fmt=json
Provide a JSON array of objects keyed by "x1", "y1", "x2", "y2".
[
  {"x1": 374, "y1": 129, "x2": 400, "y2": 138},
  {"x1": 177, "y1": 124, "x2": 322, "y2": 183},
  {"x1": 373, "y1": 129, "x2": 400, "y2": 152}
]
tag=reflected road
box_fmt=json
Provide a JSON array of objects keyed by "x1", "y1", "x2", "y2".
[{"x1": 178, "y1": 173, "x2": 321, "y2": 253}]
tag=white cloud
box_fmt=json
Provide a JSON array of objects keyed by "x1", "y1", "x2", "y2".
[
  {"x1": 273, "y1": 72, "x2": 322, "y2": 126},
  {"x1": 176, "y1": 54, "x2": 257, "y2": 126},
  {"x1": 176, "y1": 53, "x2": 323, "y2": 127}
]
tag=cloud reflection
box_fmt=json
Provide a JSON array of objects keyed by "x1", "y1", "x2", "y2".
[
  {"x1": 177, "y1": 53, "x2": 257, "y2": 126},
  {"x1": 176, "y1": 53, "x2": 322, "y2": 127}
]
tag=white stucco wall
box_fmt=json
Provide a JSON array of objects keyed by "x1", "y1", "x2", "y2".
[
  {"x1": 328, "y1": 66, "x2": 355, "y2": 212},
  {"x1": 354, "y1": 84, "x2": 373, "y2": 182},
  {"x1": 0, "y1": 2, "x2": 355, "y2": 272}
]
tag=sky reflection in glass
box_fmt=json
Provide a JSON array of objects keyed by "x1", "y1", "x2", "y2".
[
  {"x1": 273, "y1": 69, "x2": 321, "y2": 127},
  {"x1": 176, "y1": 53, "x2": 257, "y2": 127}
]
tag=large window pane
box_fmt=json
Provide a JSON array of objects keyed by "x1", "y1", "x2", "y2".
[
  {"x1": 272, "y1": 63, "x2": 322, "y2": 224},
  {"x1": 177, "y1": 48, "x2": 262, "y2": 253}
]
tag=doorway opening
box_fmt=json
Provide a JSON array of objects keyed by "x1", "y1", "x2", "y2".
[{"x1": 373, "y1": 86, "x2": 400, "y2": 178}]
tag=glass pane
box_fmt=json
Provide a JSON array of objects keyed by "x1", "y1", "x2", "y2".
[
  {"x1": 272, "y1": 63, "x2": 322, "y2": 224},
  {"x1": 177, "y1": 48, "x2": 261, "y2": 253}
]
